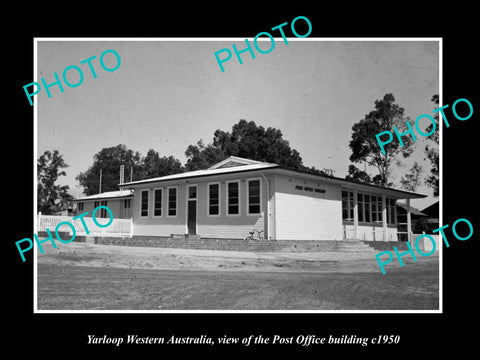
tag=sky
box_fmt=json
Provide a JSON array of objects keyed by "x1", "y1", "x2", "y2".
[{"x1": 36, "y1": 39, "x2": 440, "y2": 209}]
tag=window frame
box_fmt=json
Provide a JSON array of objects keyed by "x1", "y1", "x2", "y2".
[
  {"x1": 344, "y1": 190, "x2": 394, "y2": 226},
  {"x1": 207, "y1": 182, "x2": 221, "y2": 217},
  {"x1": 167, "y1": 186, "x2": 178, "y2": 217},
  {"x1": 187, "y1": 184, "x2": 197, "y2": 200},
  {"x1": 226, "y1": 180, "x2": 241, "y2": 216},
  {"x1": 153, "y1": 187, "x2": 163, "y2": 218},
  {"x1": 100, "y1": 200, "x2": 108, "y2": 218},
  {"x1": 246, "y1": 178, "x2": 262, "y2": 216},
  {"x1": 376, "y1": 196, "x2": 383, "y2": 223},
  {"x1": 358, "y1": 193, "x2": 365, "y2": 222},
  {"x1": 139, "y1": 189, "x2": 150, "y2": 218},
  {"x1": 387, "y1": 198, "x2": 397, "y2": 225},
  {"x1": 123, "y1": 198, "x2": 132, "y2": 218},
  {"x1": 363, "y1": 194, "x2": 371, "y2": 223},
  {"x1": 342, "y1": 190, "x2": 354, "y2": 222}
]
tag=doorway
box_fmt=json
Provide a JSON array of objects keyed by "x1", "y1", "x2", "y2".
[{"x1": 187, "y1": 185, "x2": 197, "y2": 235}]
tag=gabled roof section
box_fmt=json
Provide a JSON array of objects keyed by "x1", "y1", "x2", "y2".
[
  {"x1": 421, "y1": 201, "x2": 439, "y2": 218},
  {"x1": 208, "y1": 156, "x2": 271, "y2": 170},
  {"x1": 120, "y1": 157, "x2": 278, "y2": 187},
  {"x1": 396, "y1": 202, "x2": 429, "y2": 216}
]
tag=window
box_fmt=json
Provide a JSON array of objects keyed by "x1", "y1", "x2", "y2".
[
  {"x1": 188, "y1": 186, "x2": 197, "y2": 199},
  {"x1": 123, "y1": 198, "x2": 132, "y2": 218},
  {"x1": 100, "y1": 200, "x2": 108, "y2": 217},
  {"x1": 387, "y1": 198, "x2": 396, "y2": 224},
  {"x1": 227, "y1": 181, "x2": 240, "y2": 215},
  {"x1": 371, "y1": 196, "x2": 377, "y2": 222},
  {"x1": 168, "y1": 187, "x2": 177, "y2": 216},
  {"x1": 208, "y1": 183, "x2": 220, "y2": 216},
  {"x1": 342, "y1": 190, "x2": 354, "y2": 221},
  {"x1": 140, "y1": 190, "x2": 149, "y2": 217},
  {"x1": 343, "y1": 191, "x2": 396, "y2": 224},
  {"x1": 247, "y1": 179, "x2": 261, "y2": 215},
  {"x1": 364, "y1": 194, "x2": 371, "y2": 222},
  {"x1": 77, "y1": 202, "x2": 84, "y2": 212},
  {"x1": 93, "y1": 200, "x2": 108, "y2": 217},
  {"x1": 357, "y1": 193, "x2": 364, "y2": 222},
  {"x1": 356, "y1": 194, "x2": 372, "y2": 223},
  {"x1": 371, "y1": 195, "x2": 383, "y2": 222},
  {"x1": 296, "y1": 185, "x2": 325, "y2": 194},
  {"x1": 153, "y1": 189, "x2": 162, "y2": 217}
]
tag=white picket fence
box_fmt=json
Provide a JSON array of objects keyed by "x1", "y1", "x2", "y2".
[
  {"x1": 37, "y1": 213, "x2": 133, "y2": 237},
  {"x1": 411, "y1": 233, "x2": 439, "y2": 253}
]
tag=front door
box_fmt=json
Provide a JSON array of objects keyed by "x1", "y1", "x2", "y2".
[
  {"x1": 187, "y1": 185, "x2": 197, "y2": 235},
  {"x1": 187, "y1": 200, "x2": 197, "y2": 235}
]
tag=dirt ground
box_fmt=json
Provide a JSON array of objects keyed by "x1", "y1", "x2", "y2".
[
  {"x1": 35, "y1": 241, "x2": 438, "y2": 274},
  {"x1": 35, "y1": 242, "x2": 440, "y2": 311}
]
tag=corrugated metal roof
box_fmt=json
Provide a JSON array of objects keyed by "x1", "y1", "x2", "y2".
[
  {"x1": 75, "y1": 189, "x2": 133, "y2": 201},
  {"x1": 116, "y1": 156, "x2": 426, "y2": 199},
  {"x1": 120, "y1": 162, "x2": 279, "y2": 186}
]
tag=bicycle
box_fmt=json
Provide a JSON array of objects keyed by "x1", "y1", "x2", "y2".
[{"x1": 244, "y1": 229, "x2": 264, "y2": 242}]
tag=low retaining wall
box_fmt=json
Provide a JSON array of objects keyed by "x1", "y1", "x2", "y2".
[
  {"x1": 93, "y1": 236, "x2": 344, "y2": 252},
  {"x1": 39, "y1": 233, "x2": 416, "y2": 252},
  {"x1": 365, "y1": 234, "x2": 440, "y2": 252},
  {"x1": 38, "y1": 231, "x2": 72, "y2": 240},
  {"x1": 364, "y1": 241, "x2": 411, "y2": 251},
  {"x1": 86, "y1": 236, "x2": 400, "y2": 252}
]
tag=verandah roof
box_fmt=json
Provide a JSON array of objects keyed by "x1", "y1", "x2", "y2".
[{"x1": 75, "y1": 189, "x2": 133, "y2": 201}]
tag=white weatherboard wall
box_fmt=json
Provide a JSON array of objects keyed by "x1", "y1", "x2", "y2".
[
  {"x1": 196, "y1": 177, "x2": 265, "y2": 239},
  {"x1": 131, "y1": 182, "x2": 186, "y2": 236},
  {"x1": 76, "y1": 199, "x2": 125, "y2": 219},
  {"x1": 274, "y1": 174, "x2": 343, "y2": 240},
  {"x1": 130, "y1": 174, "x2": 267, "y2": 239}
]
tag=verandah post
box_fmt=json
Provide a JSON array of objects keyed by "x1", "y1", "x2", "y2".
[
  {"x1": 382, "y1": 194, "x2": 387, "y2": 241},
  {"x1": 353, "y1": 189, "x2": 358, "y2": 240},
  {"x1": 129, "y1": 217, "x2": 134, "y2": 238},
  {"x1": 406, "y1": 198, "x2": 412, "y2": 243}
]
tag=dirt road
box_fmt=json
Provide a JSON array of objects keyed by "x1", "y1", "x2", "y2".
[
  {"x1": 35, "y1": 241, "x2": 438, "y2": 274},
  {"x1": 35, "y1": 242, "x2": 439, "y2": 310}
]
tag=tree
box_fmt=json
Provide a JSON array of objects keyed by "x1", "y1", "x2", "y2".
[
  {"x1": 424, "y1": 94, "x2": 439, "y2": 197},
  {"x1": 38, "y1": 150, "x2": 74, "y2": 214},
  {"x1": 185, "y1": 140, "x2": 227, "y2": 171},
  {"x1": 76, "y1": 144, "x2": 142, "y2": 196},
  {"x1": 345, "y1": 164, "x2": 372, "y2": 184},
  {"x1": 400, "y1": 161, "x2": 423, "y2": 192},
  {"x1": 141, "y1": 149, "x2": 185, "y2": 179},
  {"x1": 348, "y1": 93, "x2": 414, "y2": 187},
  {"x1": 185, "y1": 120, "x2": 310, "y2": 172}
]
